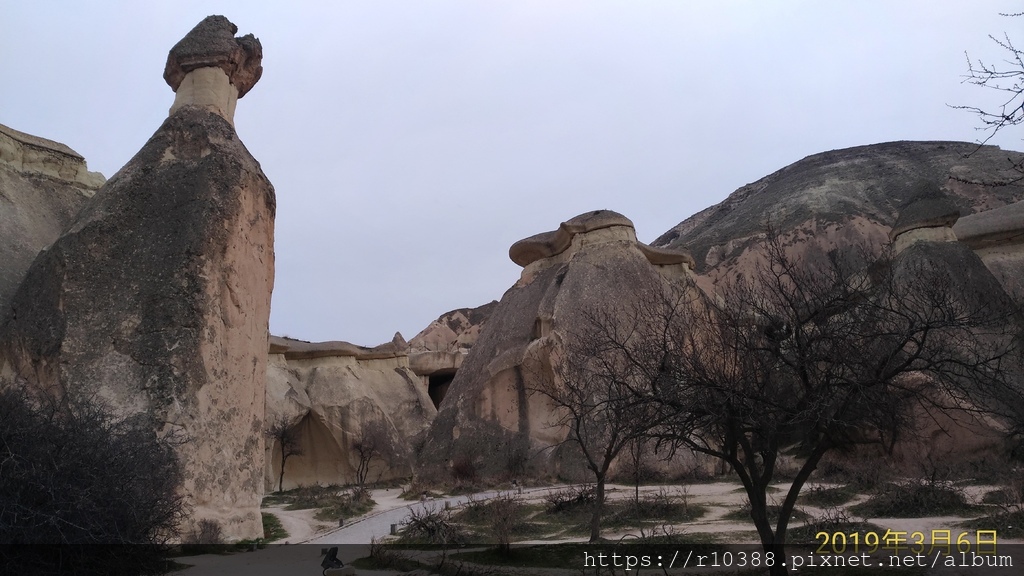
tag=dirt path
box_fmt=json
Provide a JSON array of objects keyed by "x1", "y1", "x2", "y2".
[{"x1": 260, "y1": 505, "x2": 332, "y2": 543}]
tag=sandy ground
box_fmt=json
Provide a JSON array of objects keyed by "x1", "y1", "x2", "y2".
[
  {"x1": 177, "y1": 481, "x2": 1020, "y2": 575},
  {"x1": 261, "y1": 504, "x2": 332, "y2": 544}
]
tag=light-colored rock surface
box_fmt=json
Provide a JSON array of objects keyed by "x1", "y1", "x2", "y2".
[
  {"x1": 0, "y1": 123, "x2": 105, "y2": 188},
  {"x1": 170, "y1": 67, "x2": 238, "y2": 124},
  {"x1": 418, "y1": 210, "x2": 699, "y2": 482},
  {"x1": 164, "y1": 15, "x2": 263, "y2": 97},
  {"x1": 408, "y1": 302, "x2": 496, "y2": 408},
  {"x1": 955, "y1": 199, "x2": 1024, "y2": 303},
  {"x1": 0, "y1": 124, "x2": 104, "y2": 314},
  {"x1": 654, "y1": 141, "x2": 1024, "y2": 276},
  {"x1": 893, "y1": 225, "x2": 958, "y2": 254},
  {"x1": 265, "y1": 336, "x2": 436, "y2": 490},
  {"x1": 890, "y1": 182, "x2": 961, "y2": 253},
  {"x1": 0, "y1": 16, "x2": 273, "y2": 541},
  {"x1": 164, "y1": 16, "x2": 262, "y2": 125}
]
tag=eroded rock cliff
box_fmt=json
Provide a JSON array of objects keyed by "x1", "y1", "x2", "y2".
[
  {"x1": 0, "y1": 16, "x2": 273, "y2": 541},
  {"x1": 654, "y1": 141, "x2": 1024, "y2": 282},
  {"x1": 0, "y1": 123, "x2": 104, "y2": 314},
  {"x1": 417, "y1": 210, "x2": 698, "y2": 482},
  {"x1": 265, "y1": 335, "x2": 435, "y2": 490}
]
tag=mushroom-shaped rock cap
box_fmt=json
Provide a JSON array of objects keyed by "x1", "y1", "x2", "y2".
[
  {"x1": 889, "y1": 181, "x2": 960, "y2": 240},
  {"x1": 638, "y1": 243, "x2": 696, "y2": 268},
  {"x1": 164, "y1": 15, "x2": 263, "y2": 98},
  {"x1": 509, "y1": 210, "x2": 635, "y2": 267}
]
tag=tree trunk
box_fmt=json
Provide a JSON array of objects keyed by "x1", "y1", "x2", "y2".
[
  {"x1": 590, "y1": 476, "x2": 606, "y2": 542},
  {"x1": 769, "y1": 542, "x2": 788, "y2": 576},
  {"x1": 278, "y1": 451, "x2": 288, "y2": 493}
]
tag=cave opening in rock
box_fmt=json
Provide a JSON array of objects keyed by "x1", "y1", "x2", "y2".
[{"x1": 428, "y1": 371, "x2": 456, "y2": 409}]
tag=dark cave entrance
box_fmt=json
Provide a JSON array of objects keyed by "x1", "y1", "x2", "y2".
[{"x1": 428, "y1": 371, "x2": 456, "y2": 409}]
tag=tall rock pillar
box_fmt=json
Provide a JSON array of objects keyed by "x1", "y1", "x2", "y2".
[{"x1": 0, "y1": 15, "x2": 274, "y2": 540}]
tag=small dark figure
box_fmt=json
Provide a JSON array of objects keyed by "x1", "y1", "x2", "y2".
[{"x1": 321, "y1": 546, "x2": 344, "y2": 575}]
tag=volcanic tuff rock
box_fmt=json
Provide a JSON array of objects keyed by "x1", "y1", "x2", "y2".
[
  {"x1": 265, "y1": 335, "x2": 435, "y2": 490},
  {"x1": 654, "y1": 141, "x2": 1024, "y2": 279},
  {"x1": 955, "y1": 199, "x2": 1024, "y2": 303},
  {"x1": 886, "y1": 201, "x2": 1024, "y2": 470},
  {"x1": 417, "y1": 210, "x2": 698, "y2": 481},
  {"x1": 0, "y1": 124, "x2": 104, "y2": 314},
  {"x1": 164, "y1": 15, "x2": 263, "y2": 97},
  {"x1": 0, "y1": 17, "x2": 272, "y2": 540},
  {"x1": 408, "y1": 301, "x2": 496, "y2": 407},
  {"x1": 164, "y1": 15, "x2": 263, "y2": 124}
]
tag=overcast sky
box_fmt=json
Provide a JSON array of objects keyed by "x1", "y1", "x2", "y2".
[{"x1": 2, "y1": 1, "x2": 1022, "y2": 345}]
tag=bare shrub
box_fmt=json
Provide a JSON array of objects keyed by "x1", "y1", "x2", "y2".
[
  {"x1": 399, "y1": 504, "x2": 467, "y2": 546},
  {"x1": 851, "y1": 479, "x2": 975, "y2": 517},
  {"x1": 352, "y1": 420, "x2": 407, "y2": 491},
  {"x1": 265, "y1": 415, "x2": 302, "y2": 493},
  {"x1": 0, "y1": 386, "x2": 184, "y2": 575},
  {"x1": 457, "y1": 492, "x2": 526, "y2": 553},
  {"x1": 544, "y1": 484, "x2": 596, "y2": 513},
  {"x1": 485, "y1": 493, "x2": 523, "y2": 554}
]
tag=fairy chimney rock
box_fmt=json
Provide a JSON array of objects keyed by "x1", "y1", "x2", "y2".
[
  {"x1": 890, "y1": 182, "x2": 960, "y2": 253},
  {"x1": 1, "y1": 15, "x2": 275, "y2": 540},
  {"x1": 164, "y1": 15, "x2": 263, "y2": 124},
  {"x1": 509, "y1": 209, "x2": 696, "y2": 278}
]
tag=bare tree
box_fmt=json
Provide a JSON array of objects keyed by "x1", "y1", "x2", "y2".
[
  {"x1": 526, "y1": 307, "x2": 665, "y2": 542},
  {"x1": 956, "y1": 12, "x2": 1024, "y2": 182},
  {"x1": 351, "y1": 419, "x2": 404, "y2": 493},
  {"x1": 576, "y1": 233, "x2": 1021, "y2": 574},
  {"x1": 0, "y1": 385, "x2": 184, "y2": 575},
  {"x1": 265, "y1": 415, "x2": 303, "y2": 493}
]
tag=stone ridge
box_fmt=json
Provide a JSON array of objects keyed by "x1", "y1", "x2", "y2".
[
  {"x1": 0, "y1": 123, "x2": 83, "y2": 159},
  {"x1": 955, "y1": 201, "x2": 1024, "y2": 248},
  {"x1": 653, "y1": 141, "x2": 1024, "y2": 271},
  {"x1": 890, "y1": 198, "x2": 960, "y2": 240},
  {"x1": 269, "y1": 334, "x2": 408, "y2": 361},
  {"x1": 163, "y1": 15, "x2": 263, "y2": 97}
]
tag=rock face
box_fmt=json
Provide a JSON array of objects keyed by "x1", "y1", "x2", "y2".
[
  {"x1": 654, "y1": 141, "x2": 1024, "y2": 278},
  {"x1": 0, "y1": 123, "x2": 104, "y2": 314},
  {"x1": 886, "y1": 197, "x2": 1022, "y2": 471},
  {"x1": 266, "y1": 335, "x2": 435, "y2": 490},
  {"x1": 955, "y1": 199, "x2": 1024, "y2": 304},
  {"x1": 408, "y1": 302, "x2": 496, "y2": 408},
  {"x1": 651, "y1": 143, "x2": 1024, "y2": 473},
  {"x1": 0, "y1": 17, "x2": 272, "y2": 540},
  {"x1": 418, "y1": 210, "x2": 697, "y2": 482},
  {"x1": 164, "y1": 15, "x2": 263, "y2": 124}
]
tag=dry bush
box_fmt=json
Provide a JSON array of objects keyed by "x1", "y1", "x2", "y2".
[
  {"x1": 544, "y1": 484, "x2": 596, "y2": 513},
  {"x1": 399, "y1": 504, "x2": 467, "y2": 546},
  {"x1": 850, "y1": 479, "x2": 976, "y2": 518},
  {"x1": 0, "y1": 386, "x2": 184, "y2": 575}
]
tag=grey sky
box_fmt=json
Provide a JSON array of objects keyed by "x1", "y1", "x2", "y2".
[{"x1": 2, "y1": 1, "x2": 1021, "y2": 345}]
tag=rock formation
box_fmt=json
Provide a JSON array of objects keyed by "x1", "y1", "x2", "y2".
[
  {"x1": 652, "y1": 150, "x2": 1024, "y2": 474},
  {"x1": 408, "y1": 302, "x2": 496, "y2": 408},
  {"x1": 654, "y1": 141, "x2": 1024, "y2": 286},
  {"x1": 417, "y1": 210, "x2": 697, "y2": 481},
  {"x1": 955, "y1": 199, "x2": 1024, "y2": 304},
  {"x1": 163, "y1": 15, "x2": 263, "y2": 125},
  {"x1": 885, "y1": 186, "x2": 1023, "y2": 471},
  {"x1": 265, "y1": 335, "x2": 435, "y2": 490},
  {"x1": 0, "y1": 16, "x2": 273, "y2": 540},
  {"x1": 0, "y1": 123, "x2": 104, "y2": 314}
]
